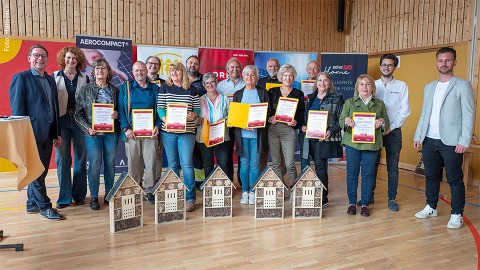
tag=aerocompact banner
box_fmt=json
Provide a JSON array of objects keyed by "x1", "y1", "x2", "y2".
[
  {"x1": 254, "y1": 51, "x2": 318, "y2": 90},
  {"x1": 136, "y1": 45, "x2": 198, "y2": 81},
  {"x1": 198, "y1": 48, "x2": 254, "y2": 81},
  {"x1": 76, "y1": 35, "x2": 133, "y2": 89},
  {"x1": 320, "y1": 53, "x2": 368, "y2": 99}
]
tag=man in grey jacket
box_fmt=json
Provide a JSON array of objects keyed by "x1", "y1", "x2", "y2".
[{"x1": 413, "y1": 47, "x2": 474, "y2": 229}]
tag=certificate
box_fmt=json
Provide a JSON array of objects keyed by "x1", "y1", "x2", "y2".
[
  {"x1": 225, "y1": 94, "x2": 234, "y2": 102},
  {"x1": 92, "y1": 103, "x2": 114, "y2": 132},
  {"x1": 132, "y1": 109, "x2": 154, "y2": 137},
  {"x1": 301, "y1": 80, "x2": 316, "y2": 96},
  {"x1": 247, "y1": 103, "x2": 269, "y2": 128},
  {"x1": 201, "y1": 118, "x2": 226, "y2": 147},
  {"x1": 274, "y1": 97, "x2": 298, "y2": 123},
  {"x1": 165, "y1": 103, "x2": 188, "y2": 132},
  {"x1": 305, "y1": 110, "x2": 328, "y2": 140},
  {"x1": 352, "y1": 112, "x2": 376, "y2": 143}
]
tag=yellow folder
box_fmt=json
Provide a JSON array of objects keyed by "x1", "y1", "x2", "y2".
[
  {"x1": 227, "y1": 102, "x2": 250, "y2": 128},
  {"x1": 265, "y1": 83, "x2": 282, "y2": 91}
]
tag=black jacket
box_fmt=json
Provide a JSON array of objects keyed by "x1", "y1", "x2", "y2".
[{"x1": 269, "y1": 86, "x2": 305, "y2": 129}]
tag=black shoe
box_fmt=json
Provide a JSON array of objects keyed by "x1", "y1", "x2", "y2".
[
  {"x1": 40, "y1": 208, "x2": 64, "y2": 220},
  {"x1": 145, "y1": 193, "x2": 155, "y2": 204},
  {"x1": 26, "y1": 205, "x2": 39, "y2": 214},
  {"x1": 74, "y1": 199, "x2": 85, "y2": 205},
  {"x1": 90, "y1": 198, "x2": 100, "y2": 210},
  {"x1": 56, "y1": 203, "x2": 69, "y2": 209}
]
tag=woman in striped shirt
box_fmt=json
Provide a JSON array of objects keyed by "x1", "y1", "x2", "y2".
[{"x1": 157, "y1": 62, "x2": 200, "y2": 212}]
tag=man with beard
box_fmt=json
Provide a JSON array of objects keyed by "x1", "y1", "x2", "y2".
[
  {"x1": 119, "y1": 61, "x2": 160, "y2": 205},
  {"x1": 185, "y1": 55, "x2": 205, "y2": 188},
  {"x1": 257, "y1": 58, "x2": 280, "y2": 90},
  {"x1": 186, "y1": 55, "x2": 205, "y2": 96},
  {"x1": 413, "y1": 47, "x2": 474, "y2": 229},
  {"x1": 367, "y1": 54, "x2": 410, "y2": 212}
]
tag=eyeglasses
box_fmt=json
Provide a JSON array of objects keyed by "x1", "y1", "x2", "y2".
[
  {"x1": 147, "y1": 62, "x2": 160, "y2": 66},
  {"x1": 94, "y1": 66, "x2": 107, "y2": 71},
  {"x1": 31, "y1": 53, "x2": 48, "y2": 59},
  {"x1": 204, "y1": 81, "x2": 216, "y2": 86},
  {"x1": 381, "y1": 64, "x2": 394, "y2": 68}
]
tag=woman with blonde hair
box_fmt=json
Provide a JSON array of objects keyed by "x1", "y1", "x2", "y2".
[
  {"x1": 339, "y1": 74, "x2": 389, "y2": 217},
  {"x1": 157, "y1": 62, "x2": 200, "y2": 212}
]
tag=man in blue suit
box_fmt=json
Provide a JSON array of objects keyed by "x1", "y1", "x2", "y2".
[
  {"x1": 413, "y1": 47, "x2": 474, "y2": 229},
  {"x1": 9, "y1": 44, "x2": 64, "y2": 220}
]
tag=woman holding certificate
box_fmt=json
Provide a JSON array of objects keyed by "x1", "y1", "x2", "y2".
[
  {"x1": 75, "y1": 59, "x2": 120, "y2": 210},
  {"x1": 267, "y1": 65, "x2": 305, "y2": 187},
  {"x1": 196, "y1": 72, "x2": 231, "y2": 180},
  {"x1": 301, "y1": 72, "x2": 344, "y2": 208},
  {"x1": 339, "y1": 74, "x2": 389, "y2": 217},
  {"x1": 52, "y1": 47, "x2": 90, "y2": 209},
  {"x1": 157, "y1": 62, "x2": 200, "y2": 212},
  {"x1": 232, "y1": 65, "x2": 271, "y2": 205}
]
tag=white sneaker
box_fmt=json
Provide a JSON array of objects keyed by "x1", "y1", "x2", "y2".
[
  {"x1": 248, "y1": 192, "x2": 255, "y2": 205},
  {"x1": 240, "y1": 192, "x2": 249, "y2": 205},
  {"x1": 415, "y1": 205, "x2": 438, "y2": 219},
  {"x1": 447, "y1": 214, "x2": 463, "y2": 229}
]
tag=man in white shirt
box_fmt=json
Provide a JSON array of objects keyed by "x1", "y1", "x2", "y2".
[
  {"x1": 216, "y1": 57, "x2": 246, "y2": 96},
  {"x1": 369, "y1": 54, "x2": 410, "y2": 212},
  {"x1": 216, "y1": 57, "x2": 246, "y2": 187},
  {"x1": 413, "y1": 47, "x2": 474, "y2": 229}
]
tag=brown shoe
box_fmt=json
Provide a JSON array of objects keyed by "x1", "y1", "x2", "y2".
[
  {"x1": 186, "y1": 200, "x2": 196, "y2": 212},
  {"x1": 347, "y1": 204, "x2": 356, "y2": 215},
  {"x1": 360, "y1": 206, "x2": 369, "y2": 217}
]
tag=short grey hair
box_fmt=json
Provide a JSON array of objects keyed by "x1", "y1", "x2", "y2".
[
  {"x1": 277, "y1": 64, "x2": 297, "y2": 82},
  {"x1": 225, "y1": 57, "x2": 242, "y2": 70},
  {"x1": 145, "y1": 56, "x2": 161, "y2": 66},
  {"x1": 202, "y1": 72, "x2": 218, "y2": 85},
  {"x1": 242, "y1": 65, "x2": 259, "y2": 78}
]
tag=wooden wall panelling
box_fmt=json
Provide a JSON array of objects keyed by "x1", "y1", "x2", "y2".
[
  {"x1": 462, "y1": 0, "x2": 471, "y2": 41},
  {"x1": 66, "y1": 0, "x2": 73, "y2": 38},
  {"x1": 52, "y1": 0, "x2": 59, "y2": 38},
  {"x1": 432, "y1": 0, "x2": 440, "y2": 46},
  {"x1": 24, "y1": 0, "x2": 32, "y2": 36},
  {"x1": 58, "y1": 0, "x2": 65, "y2": 38},
  {"x1": 158, "y1": 0, "x2": 165, "y2": 45},
  {"x1": 9, "y1": 0, "x2": 18, "y2": 36},
  {"x1": 134, "y1": 0, "x2": 141, "y2": 43},
  {"x1": 92, "y1": 0, "x2": 99, "y2": 37},
  {"x1": 455, "y1": 0, "x2": 465, "y2": 42},
  {"x1": 401, "y1": 0, "x2": 408, "y2": 50},
  {"x1": 100, "y1": 0, "x2": 106, "y2": 37},
  {"x1": 394, "y1": 0, "x2": 401, "y2": 50},
  {"x1": 178, "y1": 0, "x2": 184, "y2": 46},
  {"x1": 0, "y1": 0, "x2": 4, "y2": 34},
  {"x1": 39, "y1": 0, "x2": 47, "y2": 37},
  {"x1": 239, "y1": 0, "x2": 245, "y2": 48},
  {"x1": 17, "y1": 0, "x2": 25, "y2": 36},
  {"x1": 111, "y1": 0, "x2": 118, "y2": 38},
  {"x1": 449, "y1": 0, "x2": 458, "y2": 44},
  {"x1": 444, "y1": 0, "x2": 452, "y2": 45},
  {"x1": 438, "y1": 0, "x2": 446, "y2": 43},
  {"x1": 173, "y1": 0, "x2": 179, "y2": 45}
]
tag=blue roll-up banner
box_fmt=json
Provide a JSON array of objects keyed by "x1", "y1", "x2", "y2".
[
  {"x1": 320, "y1": 53, "x2": 368, "y2": 100},
  {"x1": 76, "y1": 35, "x2": 133, "y2": 173}
]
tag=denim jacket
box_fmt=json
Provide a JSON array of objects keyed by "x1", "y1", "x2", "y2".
[{"x1": 74, "y1": 82, "x2": 120, "y2": 135}]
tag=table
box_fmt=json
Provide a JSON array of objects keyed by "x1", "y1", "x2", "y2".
[{"x1": 0, "y1": 117, "x2": 44, "y2": 191}]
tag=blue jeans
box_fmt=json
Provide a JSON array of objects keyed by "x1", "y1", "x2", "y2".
[
  {"x1": 422, "y1": 137, "x2": 465, "y2": 215},
  {"x1": 197, "y1": 141, "x2": 232, "y2": 181},
  {"x1": 239, "y1": 137, "x2": 260, "y2": 192},
  {"x1": 345, "y1": 146, "x2": 379, "y2": 206},
  {"x1": 162, "y1": 132, "x2": 196, "y2": 201},
  {"x1": 373, "y1": 128, "x2": 402, "y2": 200},
  {"x1": 55, "y1": 114, "x2": 87, "y2": 204},
  {"x1": 85, "y1": 133, "x2": 119, "y2": 198}
]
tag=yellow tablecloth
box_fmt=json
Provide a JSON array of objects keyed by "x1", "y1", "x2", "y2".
[{"x1": 0, "y1": 117, "x2": 44, "y2": 191}]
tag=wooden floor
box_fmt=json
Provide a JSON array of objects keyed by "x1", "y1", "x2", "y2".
[{"x1": 1, "y1": 165, "x2": 479, "y2": 270}]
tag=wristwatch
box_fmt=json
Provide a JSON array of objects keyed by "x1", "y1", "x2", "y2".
[{"x1": 122, "y1": 127, "x2": 129, "y2": 132}]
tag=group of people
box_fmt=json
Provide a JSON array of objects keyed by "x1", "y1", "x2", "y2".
[{"x1": 9, "y1": 44, "x2": 473, "y2": 230}]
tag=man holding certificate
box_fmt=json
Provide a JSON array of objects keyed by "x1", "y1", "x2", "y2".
[
  {"x1": 339, "y1": 74, "x2": 389, "y2": 217},
  {"x1": 119, "y1": 61, "x2": 160, "y2": 205},
  {"x1": 75, "y1": 59, "x2": 120, "y2": 210},
  {"x1": 157, "y1": 62, "x2": 200, "y2": 212},
  {"x1": 267, "y1": 65, "x2": 304, "y2": 189},
  {"x1": 302, "y1": 72, "x2": 344, "y2": 208}
]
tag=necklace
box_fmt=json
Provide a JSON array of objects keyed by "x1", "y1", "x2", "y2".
[
  {"x1": 281, "y1": 86, "x2": 292, "y2": 97},
  {"x1": 207, "y1": 93, "x2": 218, "y2": 103}
]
